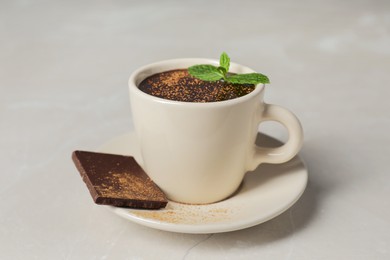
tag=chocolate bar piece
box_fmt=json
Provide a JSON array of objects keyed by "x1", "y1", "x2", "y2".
[{"x1": 72, "y1": 150, "x2": 167, "y2": 209}]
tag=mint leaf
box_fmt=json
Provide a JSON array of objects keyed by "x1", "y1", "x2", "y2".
[
  {"x1": 188, "y1": 65, "x2": 224, "y2": 81},
  {"x1": 226, "y1": 73, "x2": 270, "y2": 85},
  {"x1": 219, "y1": 52, "x2": 230, "y2": 72}
]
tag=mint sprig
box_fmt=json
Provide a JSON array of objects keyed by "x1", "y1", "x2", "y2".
[{"x1": 188, "y1": 52, "x2": 270, "y2": 85}]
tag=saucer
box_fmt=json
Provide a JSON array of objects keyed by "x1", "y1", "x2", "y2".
[{"x1": 98, "y1": 132, "x2": 308, "y2": 234}]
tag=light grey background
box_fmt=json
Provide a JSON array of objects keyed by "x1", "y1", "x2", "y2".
[{"x1": 1, "y1": 0, "x2": 389, "y2": 259}]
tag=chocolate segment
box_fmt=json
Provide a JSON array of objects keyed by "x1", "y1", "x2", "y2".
[{"x1": 72, "y1": 150, "x2": 168, "y2": 209}]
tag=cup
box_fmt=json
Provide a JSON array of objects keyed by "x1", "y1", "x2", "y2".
[{"x1": 128, "y1": 58, "x2": 303, "y2": 204}]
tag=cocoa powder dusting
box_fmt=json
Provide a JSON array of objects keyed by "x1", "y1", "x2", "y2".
[
  {"x1": 138, "y1": 69, "x2": 255, "y2": 102},
  {"x1": 132, "y1": 202, "x2": 233, "y2": 224},
  {"x1": 97, "y1": 173, "x2": 165, "y2": 202}
]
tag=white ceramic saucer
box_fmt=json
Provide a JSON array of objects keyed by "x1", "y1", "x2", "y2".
[{"x1": 98, "y1": 132, "x2": 308, "y2": 234}]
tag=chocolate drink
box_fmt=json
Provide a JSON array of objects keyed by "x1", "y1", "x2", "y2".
[{"x1": 138, "y1": 69, "x2": 255, "y2": 102}]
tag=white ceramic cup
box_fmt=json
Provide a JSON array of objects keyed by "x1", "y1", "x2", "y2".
[{"x1": 129, "y1": 58, "x2": 303, "y2": 204}]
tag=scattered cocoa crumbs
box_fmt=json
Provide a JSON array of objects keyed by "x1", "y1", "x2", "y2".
[
  {"x1": 131, "y1": 202, "x2": 233, "y2": 224},
  {"x1": 138, "y1": 69, "x2": 255, "y2": 102}
]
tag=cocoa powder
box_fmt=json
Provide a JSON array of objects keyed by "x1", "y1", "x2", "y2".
[{"x1": 138, "y1": 69, "x2": 255, "y2": 102}]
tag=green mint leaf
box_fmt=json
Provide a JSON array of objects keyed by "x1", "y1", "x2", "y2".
[
  {"x1": 219, "y1": 52, "x2": 230, "y2": 72},
  {"x1": 226, "y1": 73, "x2": 270, "y2": 85},
  {"x1": 188, "y1": 65, "x2": 224, "y2": 81}
]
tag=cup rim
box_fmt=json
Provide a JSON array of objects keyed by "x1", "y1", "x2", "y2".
[{"x1": 128, "y1": 58, "x2": 265, "y2": 107}]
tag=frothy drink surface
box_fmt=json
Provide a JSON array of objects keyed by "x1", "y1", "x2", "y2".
[{"x1": 138, "y1": 69, "x2": 255, "y2": 102}]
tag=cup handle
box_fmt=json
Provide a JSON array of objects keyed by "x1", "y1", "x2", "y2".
[{"x1": 247, "y1": 103, "x2": 304, "y2": 171}]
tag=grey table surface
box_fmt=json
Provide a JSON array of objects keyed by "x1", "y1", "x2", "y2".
[{"x1": 1, "y1": 0, "x2": 390, "y2": 259}]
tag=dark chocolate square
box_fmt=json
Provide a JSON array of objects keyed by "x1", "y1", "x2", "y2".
[{"x1": 72, "y1": 150, "x2": 167, "y2": 209}]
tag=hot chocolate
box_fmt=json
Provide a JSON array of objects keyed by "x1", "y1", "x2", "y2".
[{"x1": 138, "y1": 69, "x2": 255, "y2": 102}]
